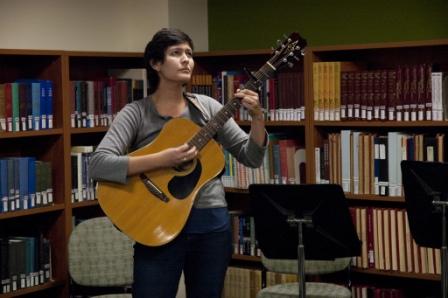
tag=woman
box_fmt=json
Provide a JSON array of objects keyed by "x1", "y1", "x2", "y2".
[{"x1": 89, "y1": 28, "x2": 266, "y2": 298}]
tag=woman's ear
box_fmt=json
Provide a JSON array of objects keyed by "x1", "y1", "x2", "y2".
[{"x1": 150, "y1": 59, "x2": 161, "y2": 72}]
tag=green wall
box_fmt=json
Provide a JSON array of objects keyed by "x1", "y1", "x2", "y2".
[{"x1": 208, "y1": 0, "x2": 448, "y2": 50}]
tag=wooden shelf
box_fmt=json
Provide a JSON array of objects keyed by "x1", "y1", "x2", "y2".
[
  {"x1": 351, "y1": 267, "x2": 440, "y2": 281},
  {"x1": 237, "y1": 120, "x2": 306, "y2": 127},
  {"x1": 0, "y1": 280, "x2": 65, "y2": 297},
  {"x1": 345, "y1": 194, "x2": 405, "y2": 203},
  {"x1": 72, "y1": 200, "x2": 99, "y2": 209},
  {"x1": 232, "y1": 254, "x2": 261, "y2": 262},
  {"x1": 315, "y1": 121, "x2": 448, "y2": 128},
  {"x1": 70, "y1": 127, "x2": 109, "y2": 134},
  {"x1": 225, "y1": 187, "x2": 249, "y2": 194},
  {"x1": 0, "y1": 204, "x2": 65, "y2": 220},
  {"x1": 0, "y1": 129, "x2": 63, "y2": 139}
]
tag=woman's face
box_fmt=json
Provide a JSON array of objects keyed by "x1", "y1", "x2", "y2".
[{"x1": 152, "y1": 42, "x2": 194, "y2": 85}]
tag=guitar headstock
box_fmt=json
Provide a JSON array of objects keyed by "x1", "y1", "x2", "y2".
[{"x1": 269, "y1": 32, "x2": 307, "y2": 70}]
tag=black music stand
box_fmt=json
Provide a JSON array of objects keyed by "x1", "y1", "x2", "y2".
[
  {"x1": 401, "y1": 160, "x2": 448, "y2": 298},
  {"x1": 249, "y1": 184, "x2": 361, "y2": 298}
]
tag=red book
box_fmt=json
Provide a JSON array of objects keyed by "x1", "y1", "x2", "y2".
[
  {"x1": 387, "y1": 70, "x2": 397, "y2": 121},
  {"x1": 367, "y1": 207, "x2": 375, "y2": 268},
  {"x1": 396, "y1": 66, "x2": 403, "y2": 121},
  {"x1": 409, "y1": 65, "x2": 418, "y2": 121},
  {"x1": 360, "y1": 71, "x2": 368, "y2": 120},
  {"x1": 402, "y1": 65, "x2": 410, "y2": 121},
  {"x1": 425, "y1": 64, "x2": 433, "y2": 120},
  {"x1": 353, "y1": 72, "x2": 361, "y2": 120},
  {"x1": 379, "y1": 70, "x2": 388, "y2": 120},
  {"x1": 340, "y1": 72, "x2": 349, "y2": 120},
  {"x1": 417, "y1": 64, "x2": 425, "y2": 121}
]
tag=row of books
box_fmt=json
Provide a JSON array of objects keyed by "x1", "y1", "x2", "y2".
[
  {"x1": 222, "y1": 267, "x2": 262, "y2": 298},
  {"x1": 222, "y1": 266, "x2": 299, "y2": 298},
  {"x1": 0, "y1": 235, "x2": 51, "y2": 294},
  {"x1": 351, "y1": 285, "x2": 404, "y2": 298},
  {"x1": 190, "y1": 70, "x2": 306, "y2": 122},
  {"x1": 0, "y1": 80, "x2": 53, "y2": 132},
  {"x1": 316, "y1": 131, "x2": 444, "y2": 196},
  {"x1": 351, "y1": 207, "x2": 441, "y2": 275},
  {"x1": 69, "y1": 68, "x2": 147, "y2": 128},
  {"x1": 230, "y1": 213, "x2": 259, "y2": 257},
  {"x1": 221, "y1": 135, "x2": 306, "y2": 189},
  {"x1": 70, "y1": 146, "x2": 96, "y2": 203},
  {"x1": 313, "y1": 62, "x2": 448, "y2": 122},
  {"x1": 0, "y1": 158, "x2": 53, "y2": 213}
]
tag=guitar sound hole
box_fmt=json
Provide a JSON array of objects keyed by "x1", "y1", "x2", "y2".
[{"x1": 169, "y1": 159, "x2": 202, "y2": 200}]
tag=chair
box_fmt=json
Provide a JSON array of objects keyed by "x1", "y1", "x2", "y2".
[
  {"x1": 257, "y1": 254, "x2": 352, "y2": 298},
  {"x1": 68, "y1": 216, "x2": 187, "y2": 298},
  {"x1": 68, "y1": 216, "x2": 134, "y2": 298}
]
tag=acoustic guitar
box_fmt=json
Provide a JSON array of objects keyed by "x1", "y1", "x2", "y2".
[{"x1": 97, "y1": 32, "x2": 307, "y2": 246}]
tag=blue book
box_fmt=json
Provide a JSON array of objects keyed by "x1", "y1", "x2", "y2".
[
  {"x1": 39, "y1": 81, "x2": 47, "y2": 130},
  {"x1": 17, "y1": 158, "x2": 29, "y2": 210},
  {"x1": 27, "y1": 158, "x2": 36, "y2": 209},
  {"x1": 31, "y1": 83, "x2": 41, "y2": 130},
  {"x1": 75, "y1": 81, "x2": 82, "y2": 128},
  {"x1": 5, "y1": 159, "x2": 18, "y2": 211},
  {"x1": 0, "y1": 159, "x2": 7, "y2": 213},
  {"x1": 43, "y1": 80, "x2": 53, "y2": 129}
]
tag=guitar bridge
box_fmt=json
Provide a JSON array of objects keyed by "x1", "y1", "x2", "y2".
[{"x1": 139, "y1": 173, "x2": 169, "y2": 202}]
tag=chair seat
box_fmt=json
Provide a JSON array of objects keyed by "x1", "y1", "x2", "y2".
[{"x1": 257, "y1": 282, "x2": 351, "y2": 298}]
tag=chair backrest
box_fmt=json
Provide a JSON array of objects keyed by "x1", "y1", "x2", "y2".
[
  {"x1": 261, "y1": 253, "x2": 351, "y2": 275},
  {"x1": 68, "y1": 217, "x2": 134, "y2": 287}
]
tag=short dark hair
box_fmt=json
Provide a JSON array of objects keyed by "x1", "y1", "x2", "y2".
[{"x1": 143, "y1": 28, "x2": 194, "y2": 94}]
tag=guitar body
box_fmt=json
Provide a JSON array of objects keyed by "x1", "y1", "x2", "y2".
[{"x1": 97, "y1": 118, "x2": 225, "y2": 246}]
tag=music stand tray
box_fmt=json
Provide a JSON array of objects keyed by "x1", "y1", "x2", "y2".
[{"x1": 249, "y1": 184, "x2": 361, "y2": 298}]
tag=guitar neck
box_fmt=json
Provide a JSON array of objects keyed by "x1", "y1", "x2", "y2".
[{"x1": 188, "y1": 63, "x2": 277, "y2": 151}]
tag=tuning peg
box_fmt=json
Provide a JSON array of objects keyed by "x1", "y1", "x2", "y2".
[
  {"x1": 288, "y1": 62, "x2": 294, "y2": 68},
  {"x1": 293, "y1": 56, "x2": 300, "y2": 62}
]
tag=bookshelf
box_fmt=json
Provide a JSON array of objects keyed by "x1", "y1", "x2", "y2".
[
  {"x1": 306, "y1": 39, "x2": 448, "y2": 297},
  {"x1": 1, "y1": 38, "x2": 447, "y2": 297}
]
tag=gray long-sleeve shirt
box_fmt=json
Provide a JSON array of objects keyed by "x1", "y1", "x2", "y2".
[{"x1": 89, "y1": 93, "x2": 266, "y2": 208}]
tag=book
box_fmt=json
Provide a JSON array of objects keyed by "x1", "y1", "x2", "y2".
[
  {"x1": 0, "y1": 84, "x2": 5, "y2": 131},
  {"x1": 108, "y1": 68, "x2": 148, "y2": 100}
]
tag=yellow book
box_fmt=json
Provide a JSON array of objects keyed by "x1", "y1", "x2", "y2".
[
  {"x1": 328, "y1": 62, "x2": 335, "y2": 120},
  {"x1": 334, "y1": 62, "x2": 341, "y2": 121},
  {"x1": 313, "y1": 63, "x2": 320, "y2": 120}
]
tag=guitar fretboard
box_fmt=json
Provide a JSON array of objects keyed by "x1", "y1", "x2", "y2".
[{"x1": 187, "y1": 63, "x2": 276, "y2": 151}]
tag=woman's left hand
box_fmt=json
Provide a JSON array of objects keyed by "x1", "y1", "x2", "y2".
[{"x1": 235, "y1": 89, "x2": 264, "y2": 120}]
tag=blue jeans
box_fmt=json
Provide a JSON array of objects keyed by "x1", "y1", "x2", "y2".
[{"x1": 132, "y1": 229, "x2": 232, "y2": 298}]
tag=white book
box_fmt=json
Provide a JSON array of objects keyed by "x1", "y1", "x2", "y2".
[
  {"x1": 293, "y1": 148, "x2": 306, "y2": 184},
  {"x1": 431, "y1": 72, "x2": 442, "y2": 121},
  {"x1": 314, "y1": 147, "x2": 321, "y2": 184},
  {"x1": 341, "y1": 130, "x2": 351, "y2": 193},
  {"x1": 352, "y1": 131, "x2": 360, "y2": 194},
  {"x1": 387, "y1": 132, "x2": 398, "y2": 196}
]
